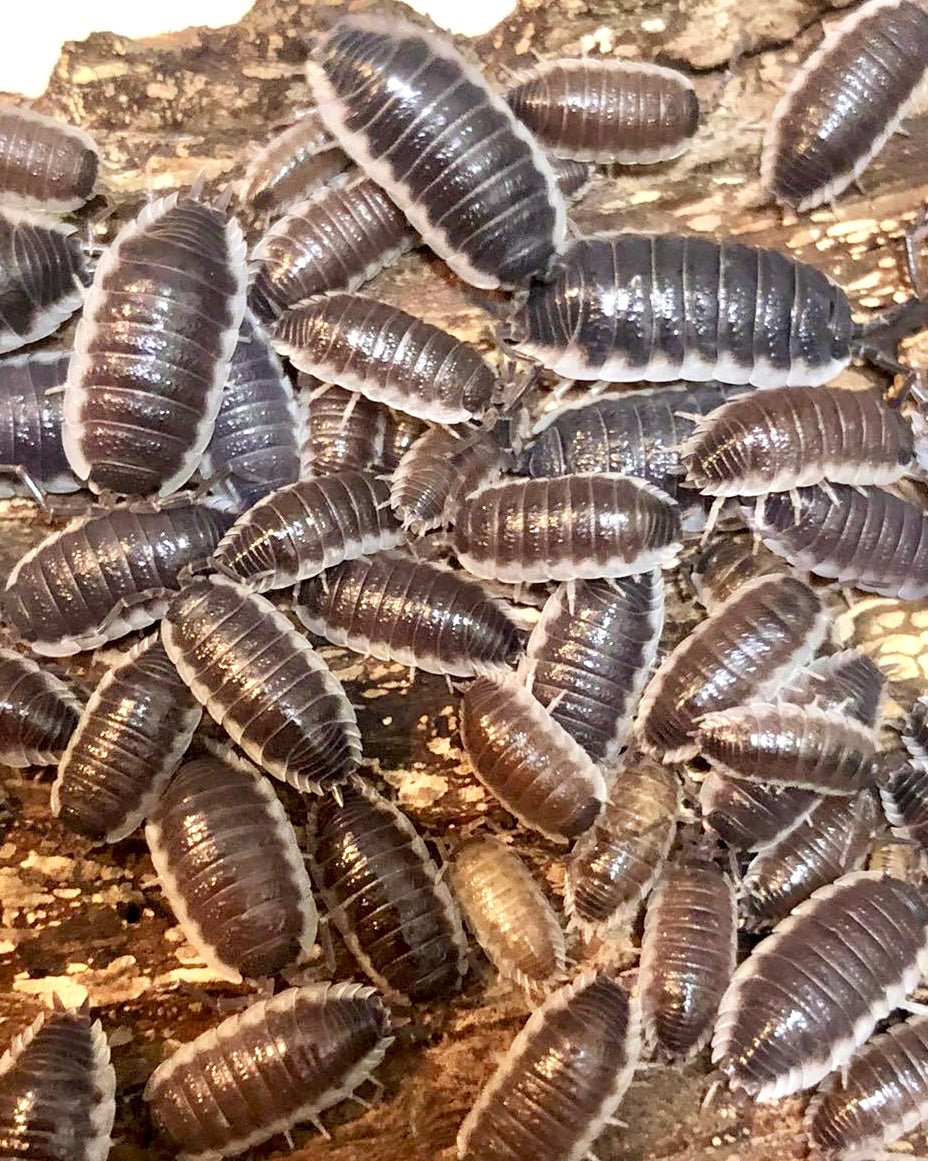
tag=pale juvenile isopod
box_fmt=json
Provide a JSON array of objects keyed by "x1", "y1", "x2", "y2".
[
  {"x1": 0, "y1": 647, "x2": 82, "y2": 767},
  {"x1": 51, "y1": 635, "x2": 202, "y2": 843},
  {"x1": 868, "y1": 833, "x2": 923, "y2": 880},
  {"x1": 306, "y1": 15, "x2": 566, "y2": 289},
  {"x1": 62, "y1": 192, "x2": 248, "y2": 497},
  {"x1": 880, "y1": 755, "x2": 928, "y2": 851},
  {"x1": 211, "y1": 471, "x2": 404, "y2": 592},
  {"x1": 690, "y1": 534, "x2": 788, "y2": 611},
  {"x1": 0, "y1": 350, "x2": 80, "y2": 498},
  {"x1": 505, "y1": 57, "x2": 699, "y2": 164},
  {"x1": 161, "y1": 576, "x2": 361, "y2": 791},
  {"x1": 457, "y1": 973, "x2": 640, "y2": 1161},
  {"x1": 298, "y1": 381, "x2": 389, "y2": 477},
  {"x1": 461, "y1": 672, "x2": 607, "y2": 841},
  {"x1": 146, "y1": 751, "x2": 318, "y2": 982},
  {"x1": 145, "y1": 982, "x2": 393, "y2": 1159},
  {"x1": 0, "y1": 102, "x2": 99, "y2": 212},
  {"x1": 306, "y1": 779, "x2": 467, "y2": 1001},
  {"x1": 711, "y1": 870, "x2": 928, "y2": 1101},
  {"x1": 778, "y1": 648, "x2": 886, "y2": 729},
  {"x1": 240, "y1": 109, "x2": 350, "y2": 217}
]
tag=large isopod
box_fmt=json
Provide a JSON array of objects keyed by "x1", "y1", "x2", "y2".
[
  {"x1": 306, "y1": 15, "x2": 566, "y2": 289},
  {"x1": 711, "y1": 870, "x2": 928, "y2": 1101},
  {"x1": 0, "y1": 647, "x2": 82, "y2": 767},
  {"x1": 240, "y1": 109, "x2": 350, "y2": 217},
  {"x1": 0, "y1": 350, "x2": 80, "y2": 498},
  {"x1": 0, "y1": 102, "x2": 99, "y2": 212}
]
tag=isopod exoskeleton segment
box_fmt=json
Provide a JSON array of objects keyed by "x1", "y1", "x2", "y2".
[
  {"x1": 298, "y1": 380, "x2": 389, "y2": 477},
  {"x1": 880, "y1": 755, "x2": 928, "y2": 851},
  {"x1": 690, "y1": 533, "x2": 787, "y2": 612},
  {"x1": 0, "y1": 350, "x2": 80, "y2": 497},
  {"x1": 0, "y1": 646, "x2": 81, "y2": 767},
  {"x1": 239, "y1": 109, "x2": 350, "y2": 217},
  {"x1": 0, "y1": 102, "x2": 99, "y2": 212}
]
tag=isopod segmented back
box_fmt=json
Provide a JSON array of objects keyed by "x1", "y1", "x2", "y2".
[
  {"x1": 0, "y1": 102, "x2": 99, "y2": 212},
  {"x1": 0, "y1": 350, "x2": 80, "y2": 498},
  {"x1": 0, "y1": 646, "x2": 82, "y2": 768}
]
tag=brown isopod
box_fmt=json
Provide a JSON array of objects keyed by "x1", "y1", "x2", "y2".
[
  {"x1": 145, "y1": 982, "x2": 393, "y2": 1159},
  {"x1": 239, "y1": 109, "x2": 350, "y2": 217},
  {"x1": 0, "y1": 646, "x2": 82, "y2": 767},
  {"x1": 690, "y1": 533, "x2": 788, "y2": 612},
  {"x1": 306, "y1": 778, "x2": 467, "y2": 1002},
  {"x1": 903, "y1": 693, "x2": 928, "y2": 763},
  {"x1": 779, "y1": 648, "x2": 886, "y2": 730},
  {"x1": 0, "y1": 102, "x2": 99, "y2": 212},
  {"x1": 51, "y1": 634, "x2": 202, "y2": 843},
  {"x1": 711, "y1": 870, "x2": 928, "y2": 1101},
  {"x1": 450, "y1": 838, "x2": 565, "y2": 993},
  {"x1": 0, "y1": 349, "x2": 81, "y2": 500},
  {"x1": 880, "y1": 754, "x2": 928, "y2": 851},
  {"x1": 161, "y1": 576, "x2": 361, "y2": 792},
  {"x1": 298, "y1": 380, "x2": 389, "y2": 477},
  {"x1": 145, "y1": 750, "x2": 318, "y2": 982},
  {"x1": 379, "y1": 408, "x2": 429, "y2": 472},
  {"x1": 868, "y1": 833, "x2": 923, "y2": 881},
  {"x1": 461, "y1": 673, "x2": 607, "y2": 841},
  {"x1": 699, "y1": 772, "x2": 818, "y2": 852}
]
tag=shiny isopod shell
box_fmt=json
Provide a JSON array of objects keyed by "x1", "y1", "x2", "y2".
[
  {"x1": 0, "y1": 1002, "x2": 116, "y2": 1161},
  {"x1": 880, "y1": 755, "x2": 928, "y2": 851},
  {"x1": 456, "y1": 973, "x2": 640, "y2": 1161},
  {"x1": 461, "y1": 673, "x2": 607, "y2": 841},
  {"x1": 306, "y1": 778, "x2": 467, "y2": 1002},
  {"x1": 778, "y1": 648, "x2": 886, "y2": 729},
  {"x1": 51, "y1": 634, "x2": 202, "y2": 844},
  {"x1": 160, "y1": 576, "x2": 361, "y2": 792},
  {"x1": 867, "y1": 833, "x2": 923, "y2": 881},
  {"x1": 0, "y1": 102, "x2": 99, "y2": 212},
  {"x1": 699, "y1": 772, "x2": 818, "y2": 852},
  {"x1": 0, "y1": 646, "x2": 82, "y2": 767},
  {"x1": 306, "y1": 14, "x2": 566, "y2": 289},
  {"x1": 379, "y1": 408, "x2": 428, "y2": 472},
  {"x1": 711, "y1": 870, "x2": 928, "y2": 1102},
  {"x1": 145, "y1": 751, "x2": 318, "y2": 982},
  {"x1": 298, "y1": 380, "x2": 389, "y2": 477},
  {"x1": 0, "y1": 350, "x2": 81, "y2": 497},
  {"x1": 690, "y1": 533, "x2": 789, "y2": 612},
  {"x1": 903, "y1": 694, "x2": 928, "y2": 763},
  {"x1": 239, "y1": 109, "x2": 350, "y2": 217},
  {"x1": 144, "y1": 982, "x2": 393, "y2": 1160},
  {"x1": 505, "y1": 57, "x2": 699, "y2": 164}
]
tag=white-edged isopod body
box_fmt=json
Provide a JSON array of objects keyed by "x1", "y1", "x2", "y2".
[
  {"x1": 778, "y1": 648, "x2": 886, "y2": 730},
  {"x1": 145, "y1": 751, "x2": 318, "y2": 982},
  {"x1": 144, "y1": 982, "x2": 393, "y2": 1160},
  {"x1": 0, "y1": 1001, "x2": 115, "y2": 1161},
  {"x1": 240, "y1": 109, "x2": 350, "y2": 217},
  {"x1": 565, "y1": 756, "x2": 680, "y2": 936},
  {"x1": 680, "y1": 386, "x2": 914, "y2": 496},
  {"x1": 306, "y1": 15, "x2": 566, "y2": 289},
  {"x1": 711, "y1": 870, "x2": 928, "y2": 1101},
  {"x1": 161, "y1": 576, "x2": 361, "y2": 792},
  {"x1": 212, "y1": 471, "x2": 404, "y2": 592},
  {"x1": 380, "y1": 408, "x2": 428, "y2": 472},
  {"x1": 520, "y1": 572, "x2": 664, "y2": 763},
  {"x1": 456, "y1": 973, "x2": 640, "y2": 1161},
  {"x1": 904, "y1": 694, "x2": 928, "y2": 762},
  {"x1": 62, "y1": 192, "x2": 248, "y2": 497},
  {"x1": 51, "y1": 634, "x2": 202, "y2": 844},
  {"x1": 699, "y1": 773, "x2": 818, "y2": 852},
  {"x1": 761, "y1": 0, "x2": 928, "y2": 211},
  {"x1": 298, "y1": 380, "x2": 389, "y2": 477},
  {"x1": 307, "y1": 779, "x2": 467, "y2": 1002},
  {"x1": 0, "y1": 102, "x2": 99, "y2": 212},
  {"x1": 461, "y1": 672, "x2": 607, "y2": 841},
  {"x1": 273, "y1": 292, "x2": 499, "y2": 424},
  {"x1": 691, "y1": 533, "x2": 788, "y2": 611},
  {"x1": 0, "y1": 207, "x2": 89, "y2": 354},
  {"x1": 639, "y1": 855, "x2": 736, "y2": 1061},
  {"x1": 453, "y1": 474, "x2": 682, "y2": 584},
  {"x1": 636, "y1": 574, "x2": 829, "y2": 762},
  {"x1": 506, "y1": 232, "x2": 854, "y2": 387},
  {"x1": 1, "y1": 501, "x2": 233, "y2": 656},
  {"x1": 294, "y1": 550, "x2": 522, "y2": 678},
  {"x1": 880, "y1": 756, "x2": 928, "y2": 851},
  {"x1": 0, "y1": 350, "x2": 80, "y2": 497},
  {"x1": 0, "y1": 646, "x2": 82, "y2": 767},
  {"x1": 505, "y1": 57, "x2": 699, "y2": 164},
  {"x1": 450, "y1": 838, "x2": 565, "y2": 993}
]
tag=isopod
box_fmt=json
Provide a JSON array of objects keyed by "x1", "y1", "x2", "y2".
[
  {"x1": 690, "y1": 533, "x2": 788, "y2": 611},
  {"x1": 0, "y1": 646, "x2": 82, "y2": 767},
  {"x1": 880, "y1": 754, "x2": 928, "y2": 851},
  {"x1": 457, "y1": 973, "x2": 640, "y2": 1161},
  {"x1": 460, "y1": 672, "x2": 607, "y2": 841},
  {"x1": 240, "y1": 109, "x2": 350, "y2": 216},
  {"x1": 0, "y1": 350, "x2": 80, "y2": 498},
  {"x1": 294, "y1": 550, "x2": 522, "y2": 678},
  {"x1": 51, "y1": 635, "x2": 202, "y2": 843},
  {"x1": 145, "y1": 982, "x2": 393, "y2": 1160},
  {"x1": 145, "y1": 750, "x2": 318, "y2": 982},
  {"x1": 548, "y1": 156, "x2": 594, "y2": 201},
  {"x1": 306, "y1": 14, "x2": 566, "y2": 289},
  {"x1": 298, "y1": 381, "x2": 389, "y2": 477},
  {"x1": 453, "y1": 474, "x2": 682, "y2": 584},
  {"x1": 62, "y1": 192, "x2": 248, "y2": 497},
  {"x1": 0, "y1": 102, "x2": 99, "y2": 212},
  {"x1": 903, "y1": 693, "x2": 928, "y2": 762},
  {"x1": 306, "y1": 778, "x2": 467, "y2": 1001},
  {"x1": 161, "y1": 576, "x2": 361, "y2": 791},
  {"x1": 779, "y1": 648, "x2": 885, "y2": 730},
  {"x1": 211, "y1": 471, "x2": 404, "y2": 592},
  {"x1": 699, "y1": 773, "x2": 818, "y2": 851},
  {"x1": 711, "y1": 870, "x2": 928, "y2": 1101},
  {"x1": 868, "y1": 833, "x2": 923, "y2": 880},
  {"x1": 505, "y1": 57, "x2": 699, "y2": 164},
  {"x1": 380, "y1": 408, "x2": 428, "y2": 471}
]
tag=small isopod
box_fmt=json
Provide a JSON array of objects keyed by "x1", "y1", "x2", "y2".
[
  {"x1": 699, "y1": 773, "x2": 818, "y2": 852},
  {"x1": 868, "y1": 833, "x2": 923, "y2": 880},
  {"x1": 298, "y1": 381, "x2": 389, "y2": 477},
  {"x1": 0, "y1": 102, "x2": 99, "y2": 212},
  {"x1": 903, "y1": 694, "x2": 928, "y2": 762},
  {"x1": 548, "y1": 156, "x2": 594, "y2": 202},
  {"x1": 690, "y1": 534, "x2": 788, "y2": 611},
  {"x1": 505, "y1": 57, "x2": 699, "y2": 164},
  {"x1": 380, "y1": 408, "x2": 428, "y2": 471},
  {"x1": 145, "y1": 982, "x2": 393, "y2": 1160},
  {"x1": 880, "y1": 755, "x2": 928, "y2": 851},
  {"x1": 0, "y1": 350, "x2": 80, "y2": 498},
  {"x1": 0, "y1": 646, "x2": 82, "y2": 767},
  {"x1": 240, "y1": 109, "x2": 350, "y2": 217},
  {"x1": 779, "y1": 648, "x2": 886, "y2": 730}
]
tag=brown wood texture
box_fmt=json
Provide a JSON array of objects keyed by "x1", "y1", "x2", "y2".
[{"x1": 2, "y1": 0, "x2": 928, "y2": 1158}]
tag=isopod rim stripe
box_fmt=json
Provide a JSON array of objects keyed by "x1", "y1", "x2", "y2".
[
  {"x1": 457, "y1": 540, "x2": 681, "y2": 588},
  {"x1": 0, "y1": 101, "x2": 99, "y2": 213}
]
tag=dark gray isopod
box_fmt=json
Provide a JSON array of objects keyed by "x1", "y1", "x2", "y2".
[
  {"x1": 505, "y1": 57, "x2": 699, "y2": 164},
  {"x1": 146, "y1": 751, "x2": 318, "y2": 982},
  {"x1": 699, "y1": 773, "x2": 818, "y2": 852},
  {"x1": 762, "y1": 0, "x2": 928, "y2": 211},
  {"x1": 1, "y1": 501, "x2": 233, "y2": 657},
  {"x1": 506, "y1": 233, "x2": 854, "y2": 387},
  {"x1": 779, "y1": 648, "x2": 886, "y2": 729},
  {"x1": 519, "y1": 572, "x2": 664, "y2": 763},
  {"x1": 880, "y1": 756, "x2": 928, "y2": 851},
  {"x1": 161, "y1": 576, "x2": 361, "y2": 791},
  {"x1": 273, "y1": 292, "x2": 499, "y2": 424},
  {"x1": 690, "y1": 533, "x2": 788, "y2": 612},
  {"x1": 711, "y1": 870, "x2": 928, "y2": 1101},
  {"x1": 298, "y1": 380, "x2": 389, "y2": 477},
  {"x1": 240, "y1": 109, "x2": 350, "y2": 217},
  {"x1": 51, "y1": 635, "x2": 202, "y2": 843},
  {"x1": 306, "y1": 15, "x2": 566, "y2": 289},
  {"x1": 0, "y1": 207, "x2": 89, "y2": 355},
  {"x1": 639, "y1": 856, "x2": 736, "y2": 1060},
  {"x1": 62, "y1": 192, "x2": 248, "y2": 497},
  {"x1": 868, "y1": 834, "x2": 923, "y2": 881},
  {"x1": 903, "y1": 694, "x2": 928, "y2": 763},
  {"x1": 212, "y1": 471, "x2": 405, "y2": 592},
  {"x1": 0, "y1": 1002, "x2": 116, "y2": 1161},
  {"x1": 0, "y1": 350, "x2": 80, "y2": 497},
  {"x1": 145, "y1": 982, "x2": 393, "y2": 1160},
  {"x1": 457, "y1": 973, "x2": 640, "y2": 1161},
  {"x1": 294, "y1": 551, "x2": 522, "y2": 678},
  {"x1": 0, "y1": 646, "x2": 82, "y2": 767},
  {"x1": 307, "y1": 779, "x2": 467, "y2": 1001},
  {"x1": 380, "y1": 409, "x2": 428, "y2": 472},
  {"x1": 0, "y1": 102, "x2": 99, "y2": 212}
]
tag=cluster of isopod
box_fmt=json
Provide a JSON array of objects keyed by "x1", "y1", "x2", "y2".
[{"x1": 2, "y1": 1, "x2": 928, "y2": 1158}]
